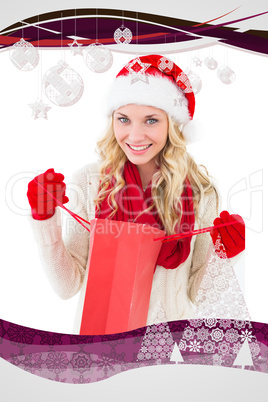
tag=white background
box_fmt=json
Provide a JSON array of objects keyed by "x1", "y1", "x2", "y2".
[{"x1": 1, "y1": 0, "x2": 268, "y2": 400}]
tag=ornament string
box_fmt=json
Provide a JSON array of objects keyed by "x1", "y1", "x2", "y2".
[
  {"x1": 154, "y1": 220, "x2": 240, "y2": 243},
  {"x1": 34, "y1": 179, "x2": 91, "y2": 232},
  {"x1": 95, "y1": 8, "x2": 98, "y2": 43}
]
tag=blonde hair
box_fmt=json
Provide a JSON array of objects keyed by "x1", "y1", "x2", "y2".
[{"x1": 95, "y1": 114, "x2": 217, "y2": 235}]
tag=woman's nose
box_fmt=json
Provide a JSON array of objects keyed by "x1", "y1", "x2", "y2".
[{"x1": 128, "y1": 123, "x2": 146, "y2": 143}]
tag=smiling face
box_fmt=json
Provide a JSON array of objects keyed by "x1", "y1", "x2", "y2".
[{"x1": 113, "y1": 104, "x2": 168, "y2": 174}]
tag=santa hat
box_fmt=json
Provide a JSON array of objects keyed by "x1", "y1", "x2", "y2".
[{"x1": 106, "y1": 54, "x2": 197, "y2": 143}]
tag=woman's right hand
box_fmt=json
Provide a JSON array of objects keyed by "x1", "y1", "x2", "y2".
[{"x1": 27, "y1": 168, "x2": 69, "y2": 220}]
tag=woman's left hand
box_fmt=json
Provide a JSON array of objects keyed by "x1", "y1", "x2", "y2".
[{"x1": 210, "y1": 210, "x2": 245, "y2": 258}]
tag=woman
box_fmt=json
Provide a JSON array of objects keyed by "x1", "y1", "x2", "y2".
[{"x1": 27, "y1": 55, "x2": 245, "y2": 331}]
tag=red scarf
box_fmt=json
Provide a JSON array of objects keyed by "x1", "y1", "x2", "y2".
[{"x1": 95, "y1": 161, "x2": 195, "y2": 269}]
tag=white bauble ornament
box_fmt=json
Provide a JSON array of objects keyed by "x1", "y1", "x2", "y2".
[
  {"x1": 114, "y1": 26, "x2": 132, "y2": 44},
  {"x1": 84, "y1": 43, "x2": 113, "y2": 73},
  {"x1": 217, "y1": 66, "x2": 236, "y2": 84},
  {"x1": 42, "y1": 60, "x2": 84, "y2": 106},
  {"x1": 157, "y1": 56, "x2": 174, "y2": 73},
  {"x1": 185, "y1": 69, "x2": 202, "y2": 94},
  {"x1": 204, "y1": 56, "x2": 218, "y2": 70},
  {"x1": 9, "y1": 38, "x2": 39, "y2": 71}
]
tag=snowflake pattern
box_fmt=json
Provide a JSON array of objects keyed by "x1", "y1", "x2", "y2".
[
  {"x1": 203, "y1": 340, "x2": 216, "y2": 354},
  {"x1": 240, "y1": 329, "x2": 254, "y2": 343},
  {"x1": 45, "y1": 352, "x2": 69, "y2": 374},
  {"x1": 182, "y1": 327, "x2": 195, "y2": 341},
  {"x1": 137, "y1": 322, "x2": 174, "y2": 361},
  {"x1": 194, "y1": 243, "x2": 250, "y2": 320},
  {"x1": 225, "y1": 328, "x2": 240, "y2": 343},
  {"x1": 196, "y1": 327, "x2": 210, "y2": 342},
  {"x1": 189, "y1": 339, "x2": 201, "y2": 352},
  {"x1": 0, "y1": 319, "x2": 267, "y2": 383},
  {"x1": 211, "y1": 329, "x2": 224, "y2": 343},
  {"x1": 7, "y1": 324, "x2": 36, "y2": 346},
  {"x1": 69, "y1": 352, "x2": 92, "y2": 374}
]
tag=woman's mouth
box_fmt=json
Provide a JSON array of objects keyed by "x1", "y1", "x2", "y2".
[{"x1": 126, "y1": 143, "x2": 152, "y2": 152}]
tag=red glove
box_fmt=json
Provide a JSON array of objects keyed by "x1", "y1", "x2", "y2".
[
  {"x1": 27, "y1": 168, "x2": 69, "y2": 220},
  {"x1": 210, "y1": 210, "x2": 245, "y2": 258}
]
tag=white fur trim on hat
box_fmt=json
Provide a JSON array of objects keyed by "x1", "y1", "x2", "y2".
[{"x1": 106, "y1": 74, "x2": 191, "y2": 125}]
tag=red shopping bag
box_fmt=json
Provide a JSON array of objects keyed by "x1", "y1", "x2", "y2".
[{"x1": 79, "y1": 218, "x2": 165, "y2": 335}]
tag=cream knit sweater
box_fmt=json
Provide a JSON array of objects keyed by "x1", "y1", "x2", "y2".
[{"x1": 29, "y1": 162, "x2": 218, "y2": 333}]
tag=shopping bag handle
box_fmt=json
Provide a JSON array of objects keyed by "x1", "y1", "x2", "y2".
[
  {"x1": 154, "y1": 221, "x2": 239, "y2": 243},
  {"x1": 34, "y1": 179, "x2": 91, "y2": 232}
]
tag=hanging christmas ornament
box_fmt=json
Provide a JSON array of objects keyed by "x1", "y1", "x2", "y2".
[
  {"x1": 204, "y1": 56, "x2": 218, "y2": 70},
  {"x1": 157, "y1": 56, "x2": 174, "y2": 73},
  {"x1": 28, "y1": 99, "x2": 51, "y2": 119},
  {"x1": 192, "y1": 56, "x2": 203, "y2": 67},
  {"x1": 9, "y1": 38, "x2": 39, "y2": 71},
  {"x1": 176, "y1": 71, "x2": 193, "y2": 94},
  {"x1": 68, "y1": 39, "x2": 83, "y2": 56},
  {"x1": 42, "y1": 60, "x2": 84, "y2": 107},
  {"x1": 114, "y1": 25, "x2": 132, "y2": 44},
  {"x1": 217, "y1": 65, "x2": 236, "y2": 84},
  {"x1": 84, "y1": 43, "x2": 113, "y2": 73},
  {"x1": 185, "y1": 69, "x2": 202, "y2": 94}
]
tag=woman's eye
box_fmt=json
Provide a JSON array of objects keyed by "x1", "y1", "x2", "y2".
[
  {"x1": 118, "y1": 117, "x2": 129, "y2": 123},
  {"x1": 147, "y1": 118, "x2": 158, "y2": 124}
]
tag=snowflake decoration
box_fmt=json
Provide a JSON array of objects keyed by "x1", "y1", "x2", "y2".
[
  {"x1": 137, "y1": 322, "x2": 174, "y2": 362},
  {"x1": 126, "y1": 57, "x2": 151, "y2": 84},
  {"x1": 203, "y1": 340, "x2": 216, "y2": 354},
  {"x1": 28, "y1": 99, "x2": 51, "y2": 119},
  {"x1": 196, "y1": 327, "x2": 210, "y2": 342},
  {"x1": 240, "y1": 329, "x2": 254, "y2": 343},
  {"x1": 218, "y1": 341, "x2": 230, "y2": 355},
  {"x1": 157, "y1": 57, "x2": 174, "y2": 73},
  {"x1": 176, "y1": 72, "x2": 193, "y2": 93},
  {"x1": 182, "y1": 326, "x2": 194, "y2": 341},
  {"x1": 225, "y1": 328, "x2": 240, "y2": 343},
  {"x1": 249, "y1": 341, "x2": 261, "y2": 358},
  {"x1": 193, "y1": 56, "x2": 203, "y2": 67},
  {"x1": 68, "y1": 39, "x2": 83, "y2": 56},
  {"x1": 211, "y1": 328, "x2": 224, "y2": 342},
  {"x1": 189, "y1": 339, "x2": 201, "y2": 352},
  {"x1": 204, "y1": 318, "x2": 217, "y2": 328},
  {"x1": 178, "y1": 339, "x2": 187, "y2": 351}
]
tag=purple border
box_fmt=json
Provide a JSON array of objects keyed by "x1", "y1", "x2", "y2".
[
  {"x1": 1, "y1": 318, "x2": 267, "y2": 383},
  {"x1": 1, "y1": 9, "x2": 268, "y2": 55}
]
